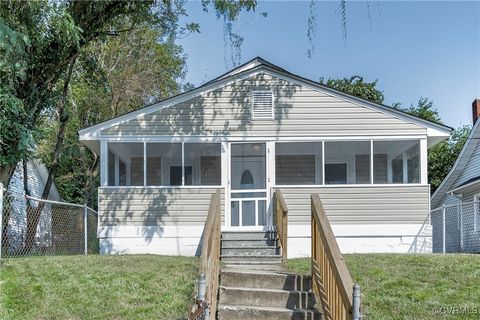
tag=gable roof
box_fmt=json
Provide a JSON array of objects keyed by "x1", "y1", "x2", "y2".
[
  {"x1": 431, "y1": 118, "x2": 480, "y2": 208},
  {"x1": 79, "y1": 56, "x2": 452, "y2": 140}
]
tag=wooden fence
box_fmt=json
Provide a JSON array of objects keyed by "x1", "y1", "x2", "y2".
[
  {"x1": 189, "y1": 190, "x2": 221, "y2": 320},
  {"x1": 311, "y1": 194, "x2": 360, "y2": 320},
  {"x1": 274, "y1": 189, "x2": 288, "y2": 265}
]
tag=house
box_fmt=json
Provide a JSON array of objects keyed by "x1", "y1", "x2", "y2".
[
  {"x1": 79, "y1": 57, "x2": 451, "y2": 257},
  {"x1": 4, "y1": 159, "x2": 61, "y2": 253},
  {"x1": 430, "y1": 99, "x2": 480, "y2": 253}
]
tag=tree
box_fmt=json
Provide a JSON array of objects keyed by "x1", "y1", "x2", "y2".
[
  {"x1": 37, "y1": 25, "x2": 187, "y2": 207},
  {"x1": 393, "y1": 97, "x2": 443, "y2": 125},
  {"x1": 1, "y1": 0, "x2": 256, "y2": 252},
  {"x1": 320, "y1": 75, "x2": 384, "y2": 104},
  {"x1": 0, "y1": 0, "x2": 256, "y2": 187},
  {"x1": 393, "y1": 98, "x2": 471, "y2": 193}
]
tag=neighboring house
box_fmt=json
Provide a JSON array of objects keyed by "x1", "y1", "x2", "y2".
[
  {"x1": 79, "y1": 57, "x2": 450, "y2": 257},
  {"x1": 431, "y1": 99, "x2": 480, "y2": 253},
  {"x1": 5, "y1": 159, "x2": 61, "y2": 253},
  {"x1": 8, "y1": 159, "x2": 61, "y2": 200}
]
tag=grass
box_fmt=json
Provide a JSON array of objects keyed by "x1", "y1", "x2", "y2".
[
  {"x1": 0, "y1": 255, "x2": 198, "y2": 320},
  {"x1": 287, "y1": 254, "x2": 480, "y2": 320}
]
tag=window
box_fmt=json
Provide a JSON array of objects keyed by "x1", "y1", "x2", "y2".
[
  {"x1": 146, "y1": 143, "x2": 181, "y2": 186},
  {"x1": 252, "y1": 90, "x2": 274, "y2": 119},
  {"x1": 119, "y1": 160, "x2": 126, "y2": 186},
  {"x1": 324, "y1": 141, "x2": 371, "y2": 184},
  {"x1": 170, "y1": 166, "x2": 192, "y2": 186},
  {"x1": 275, "y1": 142, "x2": 322, "y2": 185},
  {"x1": 325, "y1": 163, "x2": 347, "y2": 184},
  {"x1": 108, "y1": 150, "x2": 115, "y2": 186},
  {"x1": 184, "y1": 143, "x2": 221, "y2": 185},
  {"x1": 106, "y1": 142, "x2": 221, "y2": 187},
  {"x1": 373, "y1": 140, "x2": 420, "y2": 184},
  {"x1": 107, "y1": 143, "x2": 144, "y2": 186}
]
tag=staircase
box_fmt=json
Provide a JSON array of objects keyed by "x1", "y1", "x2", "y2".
[{"x1": 217, "y1": 231, "x2": 323, "y2": 319}]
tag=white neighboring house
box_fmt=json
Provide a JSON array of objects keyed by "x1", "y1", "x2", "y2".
[
  {"x1": 8, "y1": 159, "x2": 61, "y2": 200},
  {"x1": 79, "y1": 57, "x2": 451, "y2": 257},
  {"x1": 431, "y1": 99, "x2": 480, "y2": 253},
  {"x1": 5, "y1": 159, "x2": 61, "y2": 252}
]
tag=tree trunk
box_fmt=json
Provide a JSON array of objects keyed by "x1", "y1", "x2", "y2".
[
  {"x1": 0, "y1": 164, "x2": 16, "y2": 188},
  {"x1": 83, "y1": 155, "x2": 99, "y2": 208},
  {"x1": 0, "y1": 163, "x2": 16, "y2": 255},
  {"x1": 24, "y1": 60, "x2": 76, "y2": 253}
]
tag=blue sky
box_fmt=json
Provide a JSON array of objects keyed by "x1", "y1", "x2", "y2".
[{"x1": 177, "y1": 1, "x2": 480, "y2": 128}]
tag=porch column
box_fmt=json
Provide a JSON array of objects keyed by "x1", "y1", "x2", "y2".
[
  {"x1": 420, "y1": 138, "x2": 428, "y2": 184},
  {"x1": 100, "y1": 140, "x2": 108, "y2": 187}
]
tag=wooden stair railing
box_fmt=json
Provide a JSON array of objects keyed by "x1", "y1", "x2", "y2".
[
  {"x1": 189, "y1": 190, "x2": 222, "y2": 320},
  {"x1": 311, "y1": 194, "x2": 361, "y2": 320},
  {"x1": 274, "y1": 189, "x2": 288, "y2": 265}
]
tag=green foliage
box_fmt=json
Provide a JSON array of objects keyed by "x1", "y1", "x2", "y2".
[
  {"x1": 428, "y1": 125, "x2": 471, "y2": 192},
  {"x1": 393, "y1": 97, "x2": 470, "y2": 193},
  {"x1": 36, "y1": 23, "x2": 187, "y2": 205},
  {"x1": 393, "y1": 97, "x2": 443, "y2": 125},
  {"x1": 0, "y1": 22, "x2": 32, "y2": 168},
  {"x1": 320, "y1": 75, "x2": 384, "y2": 104}
]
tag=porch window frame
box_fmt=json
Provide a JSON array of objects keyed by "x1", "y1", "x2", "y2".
[{"x1": 99, "y1": 135, "x2": 428, "y2": 189}]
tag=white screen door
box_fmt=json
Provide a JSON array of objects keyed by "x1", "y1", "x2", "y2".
[{"x1": 229, "y1": 142, "x2": 268, "y2": 228}]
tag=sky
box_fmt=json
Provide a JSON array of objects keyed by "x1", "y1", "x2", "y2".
[{"x1": 177, "y1": 1, "x2": 480, "y2": 129}]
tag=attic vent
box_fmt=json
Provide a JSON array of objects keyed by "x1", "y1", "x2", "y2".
[{"x1": 251, "y1": 90, "x2": 274, "y2": 119}]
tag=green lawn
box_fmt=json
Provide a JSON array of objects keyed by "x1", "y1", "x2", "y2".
[
  {"x1": 0, "y1": 255, "x2": 198, "y2": 320},
  {"x1": 287, "y1": 254, "x2": 480, "y2": 320}
]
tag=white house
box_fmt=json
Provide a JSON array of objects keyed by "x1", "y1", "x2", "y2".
[
  {"x1": 79, "y1": 57, "x2": 451, "y2": 257},
  {"x1": 4, "y1": 159, "x2": 61, "y2": 253},
  {"x1": 431, "y1": 99, "x2": 480, "y2": 253}
]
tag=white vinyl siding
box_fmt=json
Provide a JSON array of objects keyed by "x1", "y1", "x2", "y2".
[
  {"x1": 101, "y1": 73, "x2": 426, "y2": 137},
  {"x1": 251, "y1": 90, "x2": 274, "y2": 119},
  {"x1": 280, "y1": 185, "x2": 430, "y2": 225},
  {"x1": 98, "y1": 187, "x2": 224, "y2": 226}
]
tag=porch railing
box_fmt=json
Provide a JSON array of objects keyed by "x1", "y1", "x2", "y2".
[
  {"x1": 273, "y1": 189, "x2": 288, "y2": 264},
  {"x1": 189, "y1": 190, "x2": 222, "y2": 320},
  {"x1": 311, "y1": 194, "x2": 361, "y2": 320}
]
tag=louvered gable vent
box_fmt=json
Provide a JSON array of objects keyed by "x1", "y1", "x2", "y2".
[{"x1": 251, "y1": 90, "x2": 274, "y2": 119}]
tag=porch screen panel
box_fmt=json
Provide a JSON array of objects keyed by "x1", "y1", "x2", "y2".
[
  {"x1": 184, "y1": 143, "x2": 221, "y2": 186},
  {"x1": 324, "y1": 141, "x2": 371, "y2": 184},
  {"x1": 108, "y1": 150, "x2": 115, "y2": 186},
  {"x1": 373, "y1": 140, "x2": 420, "y2": 184},
  {"x1": 107, "y1": 142, "x2": 144, "y2": 186},
  {"x1": 275, "y1": 142, "x2": 322, "y2": 185},
  {"x1": 146, "y1": 143, "x2": 181, "y2": 186}
]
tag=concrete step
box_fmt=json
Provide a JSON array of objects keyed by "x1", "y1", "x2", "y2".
[
  {"x1": 221, "y1": 246, "x2": 280, "y2": 256},
  {"x1": 217, "y1": 305, "x2": 322, "y2": 320},
  {"x1": 223, "y1": 264, "x2": 285, "y2": 272},
  {"x1": 221, "y1": 238, "x2": 278, "y2": 248},
  {"x1": 221, "y1": 269, "x2": 312, "y2": 291},
  {"x1": 219, "y1": 286, "x2": 316, "y2": 309},
  {"x1": 222, "y1": 231, "x2": 277, "y2": 241},
  {"x1": 221, "y1": 255, "x2": 282, "y2": 265}
]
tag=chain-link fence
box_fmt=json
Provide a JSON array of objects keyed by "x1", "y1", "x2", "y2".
[
  {"x1": 0, "y1": 183, "x2": 98, "y2": 263},
  {"x1": 431, "y1": 201, "x2": 480, "y2": 253}
]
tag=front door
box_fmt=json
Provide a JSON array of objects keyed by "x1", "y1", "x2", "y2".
[{"x1": 228, "y1": 142, "x2": 269, "y2": 229}]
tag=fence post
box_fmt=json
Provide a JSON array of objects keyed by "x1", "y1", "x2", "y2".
[
  {"x1": 442, "y1": 204, "x2": 446, "y2": 254},
  {"x1": 352, "y1": 284, "x2": 361, "y2": 320},
  {"x1": 84, "y1": 204, "x2": 88, "y2": 255},
  {"x1": 0, "y1": 183, "x2": 3, "y2": 261}
]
